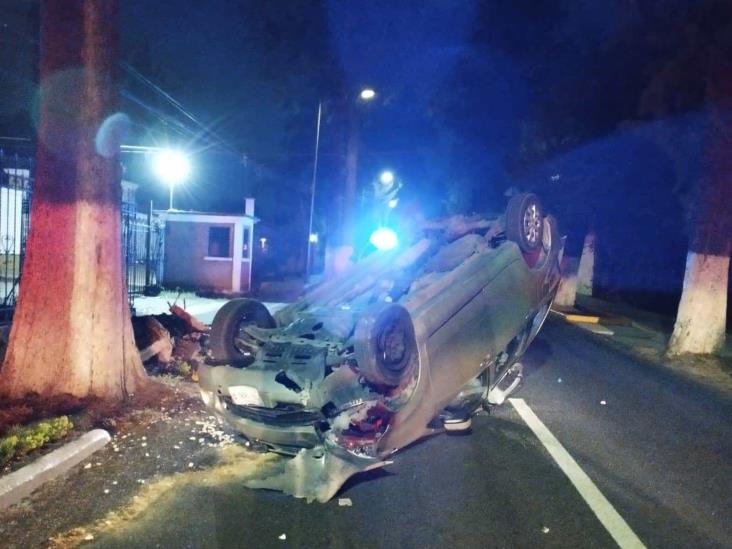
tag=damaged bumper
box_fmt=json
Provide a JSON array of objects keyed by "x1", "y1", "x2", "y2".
[
  {"x1": 199, "y1": 362, "x2": 393, "y2": 502},
  {"x1": 245, "y1": 446, "x2": 389, "y2": 503},
  {"x1": 199, "y1": 366, "x2": 322, "y2": 454}
]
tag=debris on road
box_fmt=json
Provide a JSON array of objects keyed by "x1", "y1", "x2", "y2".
[
  {"x1": 170, "y1": 304, "x2": 209, "y2": 333},
  {"x1": 133, "y1": 306, "x2": 210, "y2": 380},
  {"x1": 137, "y1": 317, "x2": 173, "y2": 363}
]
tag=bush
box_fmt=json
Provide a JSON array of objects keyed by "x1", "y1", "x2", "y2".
[
  {"x1": 0, "y1": 416, "x2": 73, "y2": 466},
  {"x1": 0, "y1": 435, "x2": 18, "y2": 463}
]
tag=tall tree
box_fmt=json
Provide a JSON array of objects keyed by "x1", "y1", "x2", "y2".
[
  {"x1": 653, "y1": 2, "x2": 732, "y2": 354},
  {"x1": 668, "y1": 54, "x2": 732, "y2": 354},
  {"x1": 0, "y1": 0, "x2": 146, "y2": 399}
]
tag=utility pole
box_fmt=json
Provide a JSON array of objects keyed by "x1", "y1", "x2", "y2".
[{"x1": 305, "y1": 101, "x2": 322, "y2": 277}]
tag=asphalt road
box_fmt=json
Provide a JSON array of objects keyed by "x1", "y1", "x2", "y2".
[{"x1": 91, "y1": 319, "x2": 732, "y2": 549}]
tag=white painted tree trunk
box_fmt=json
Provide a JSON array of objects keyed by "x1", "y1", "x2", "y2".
[
  {"x1": 576, "y1": 231, "x2": 596, "y2": 296},
  {"x1": 554, "y1": 256, "x2": 580, "y2": 309},
  {"x1": 668, "y1": 251, "x2": 729, "y2": 355}
]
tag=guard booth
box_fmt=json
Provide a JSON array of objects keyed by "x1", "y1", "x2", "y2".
[{"x1": 158, "y1": 199, "x2": 256, "y2": 294}]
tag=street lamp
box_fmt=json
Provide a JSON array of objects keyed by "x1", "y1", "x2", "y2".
[
  {"x1": 306, "y1": 87, "x2": 377, "y2": 277},
  {"x1": 152, "y1": 149, "x2": 190, "y2": 210},
  {"x1": 359, "y1": 88, "x2": 376, "y2": 101}
]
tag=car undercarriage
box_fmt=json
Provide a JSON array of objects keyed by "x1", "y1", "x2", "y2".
[{"x1": 198, "y1": 194, "x2": 563, "y2": 501}]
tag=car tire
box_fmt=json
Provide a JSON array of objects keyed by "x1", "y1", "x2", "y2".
[
  {"x1": 505, "y1": 193, "x2": 544, "y2": 253},
  {"x1": 354, "y1": 303, "x2": 418, "y2": 387},
  {"x1": 208, "y1": 299, "x2": 275, "y2": 365}
]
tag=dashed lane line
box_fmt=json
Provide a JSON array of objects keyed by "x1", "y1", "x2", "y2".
[{"x1": 509, "y1": 398, "x2": 646, "y2": 549}]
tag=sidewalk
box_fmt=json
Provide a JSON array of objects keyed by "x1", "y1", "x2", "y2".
[
  {"x1": 552, "y1": 294, "x2": 732, "y2": 392},
  {"x1": 132, "y1": 291, "x2": 286, "y2": 324}
]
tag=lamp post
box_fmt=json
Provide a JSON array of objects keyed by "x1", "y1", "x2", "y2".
[
  {"x1": 306, "y1": 88, "x2": 376, "y2": 278},
  {"x1": 305, "y1": 101, "x2": 322, "y2": 277},
  {"x1": 152, "y1": 149, "x2": 190, "y2": 210}
]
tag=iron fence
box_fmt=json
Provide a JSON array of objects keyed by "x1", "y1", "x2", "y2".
[
  {"x1": 121, "y1": 202, "x2": 165, "y2": 304},
  {"x1": 0, "y1": 149, "x2": 163, "y2": 318},
  {"x1": 0, "y1": 150, "x2": 32, "y2": 322}
]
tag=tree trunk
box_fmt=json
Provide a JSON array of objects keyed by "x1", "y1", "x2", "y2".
[
  {"x1": 668, "y1": 252, "x2": 729, "y2": 355},
  {"x1": 668, "y1": 107, "x2": 732, "y2": 354},
  {"x1": 325, "y1": 103, "x2": 359, "y2": 278},
  {"x1": 576, "y1": 230, "x2": 595, "y2": 296},
  {"x1": 0, "y1": 0, "x2": 146, "y2": 399},
  {"x1": 554, "y1": 256, "x2": 579, "y2": 309}
]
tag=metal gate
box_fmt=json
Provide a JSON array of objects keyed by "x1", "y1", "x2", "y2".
[
  {"x1": 0, "y1": 149, "x2": 163, "y2": 318},
  {"x1": 0, "y1": 150, "x2": 32, "y2": 322},
  {"x1": 122, "y1": 201, "x2": 165, "y2": 304}
]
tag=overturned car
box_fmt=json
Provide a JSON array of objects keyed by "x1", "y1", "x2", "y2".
[{"x1": 198, "y1": 193, "x2": 563, "y2": 501}]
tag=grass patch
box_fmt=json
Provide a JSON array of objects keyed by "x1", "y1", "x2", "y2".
[{"x1": 0, "y1": 416, "x2": 73, "y2": 466}]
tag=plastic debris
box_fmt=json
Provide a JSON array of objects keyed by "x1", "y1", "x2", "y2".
[
  {"x1": 278, "y1": 533, "x2": 287, "y2": 540},
  {"x1": 600, "y1": 400, "x2": 607, "y2": 405},
  {"x1": 338, "y1": 498, "x2": 353, "y2": 507},
  {"x1": 83, "y1": 463, "x2": 92, "y2": 469},
  {"x1": 557, "y1": 378, "x2": 563, "y2": 383},
  {"x1": 542, "y1": 526, "x2": 550, "y2": 534}
]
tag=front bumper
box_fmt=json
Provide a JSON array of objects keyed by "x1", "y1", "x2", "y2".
[{"x1": 199, "y1": 364, "x2": 322, "y2": 451}]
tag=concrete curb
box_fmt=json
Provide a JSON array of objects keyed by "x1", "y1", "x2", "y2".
[{"x1": 0, "y1": 429, "x2": 110, "y2": 510}]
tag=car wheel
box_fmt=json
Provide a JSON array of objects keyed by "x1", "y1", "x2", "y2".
[
  {"x1": 505, "y1": 193, "x2": 544, "y2": 253},
  {"x1": 354, "y1": 304, "x2": 418, "y2": 387},
  {"x1": 208, "y1": 299, "x2": 275, "y2": 365}
]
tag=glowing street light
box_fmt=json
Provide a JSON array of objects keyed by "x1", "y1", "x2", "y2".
[
  {"x1": 152, "y1": 149, "x2": 190, "y2": 210},
  {"x1": 359, "y1": 88, "x2": 376, "y2": 101},
  {"x1": 379, "y1": 170, "x2": 395, "y2": 185}
]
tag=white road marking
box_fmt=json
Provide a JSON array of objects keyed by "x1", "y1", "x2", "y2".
[{"x1": 509, "y1": 398, "x2": 646, "y2": 549}]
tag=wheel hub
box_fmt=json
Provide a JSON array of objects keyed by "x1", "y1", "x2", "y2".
[{"x1": 523, "y1": 204, "x2": 542, "y2": 245}]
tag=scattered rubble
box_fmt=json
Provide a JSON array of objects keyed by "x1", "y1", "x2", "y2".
[
  {"x1": 170, "y1": 304, "x2": 209, "y2": 333},
  {"x1": 132, "y1": 304, "x2": 210, "y2": 380}
]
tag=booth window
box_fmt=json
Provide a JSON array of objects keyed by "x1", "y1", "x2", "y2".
[{"x1": 208, "y1": 227, "x2": 231, "y2": 257}]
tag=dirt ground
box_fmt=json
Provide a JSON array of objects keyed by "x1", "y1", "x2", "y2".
[{"x1": 0, "y1": 377, "x2": 272, "y2": 549}]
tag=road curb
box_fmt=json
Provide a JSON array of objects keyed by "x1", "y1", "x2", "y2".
[{"x1": 0, "y1": 429, "x2": 110, "y2": 510}]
